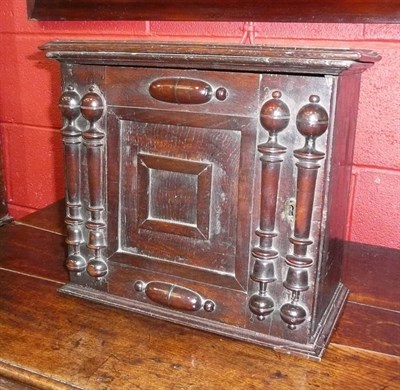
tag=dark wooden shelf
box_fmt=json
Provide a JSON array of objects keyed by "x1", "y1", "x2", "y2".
[
  {"x1": 0, "y1": 202, "x2": 398, "y2": 388},
  {"x1": 27, "y1": 0, "x2": 400, "y2": 23}
]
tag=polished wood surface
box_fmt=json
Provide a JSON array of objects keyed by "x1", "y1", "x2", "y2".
[
  {"x1": 28, "y1": 0, "x2": 400, "y2": 23},
  {"x1": 41, "y1": 41, "x2": 380, "y2": 74},
  {"x1": 0, "y1": 203, "x2": 399, "y2": 388},
  {"x1": 336, "y1": 242, "x2": 400, "y2": 356}
]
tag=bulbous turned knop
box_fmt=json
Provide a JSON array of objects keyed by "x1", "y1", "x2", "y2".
[
  {"x1": 260, "y1": 91, "x2": 290, "y2": 134},
  {"x1": 87, "y1": 259, "x2": 108, "y2": 278},
  {"x1": 249, "y1": 294, "x2": 274, "y2": 320},
  {"x1": 80, "y1": 90, "x2": 104, "y2": 122},
  {"x1": 296, "y1": 95, "x2": 329, "y2": 138},
  {"x1": 66, "y1": 254, "x2": 86, "y2": 273},
  {"x1": 280, "y1": 302, "x2": 307, "y2": 330},
  {"x1": 59, "y1": 88, "x2": 80, "y2": 120}
]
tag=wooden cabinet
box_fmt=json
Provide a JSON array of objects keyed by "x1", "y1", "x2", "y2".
[{"x1": 42, "y1": 42, "x2": 380, "y2": 359}]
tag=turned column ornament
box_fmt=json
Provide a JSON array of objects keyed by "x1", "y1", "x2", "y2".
[
  {"x1": 59, "y1": 86, "x2": 86, "y2": 273},
  {"x1": 249, "y1": 91, "x2": 290, "y2": 320},
  {"x1": 280, "y1": 95, "x2": 329, "y2": 330},
  {"x1": 81, "y1": 86, "x2": 108, "y2": 278}
]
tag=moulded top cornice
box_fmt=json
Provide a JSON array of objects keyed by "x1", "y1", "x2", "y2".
[{"x1": 41, "y1": 41, "x2": 381, "y2": 76}]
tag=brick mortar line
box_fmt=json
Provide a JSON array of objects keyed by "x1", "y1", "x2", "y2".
[
  {"x1": 352, "y1": 164, "x2": 400, "y2": 174},
  {"x1": 0, "y1": 121, "x2": 60, "y2": 132}
]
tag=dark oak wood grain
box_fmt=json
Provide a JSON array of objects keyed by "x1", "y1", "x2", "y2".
[
  {"x1": 342, "y1": 242, "x2": 400, "y2": 311},
  {"x1": 0, "y1": 223, "x2": 67, "y2": 283},
  {"x1": 28, "y1": 0, "x2": 400, "y2": 23},
  {"x1": 332, "y1": 302, "x2": 400, "y2": 356}
]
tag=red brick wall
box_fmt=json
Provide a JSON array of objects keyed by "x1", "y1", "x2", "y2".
[{"x1": 0, "y1": 0, "x2": 399, "y2": 249}]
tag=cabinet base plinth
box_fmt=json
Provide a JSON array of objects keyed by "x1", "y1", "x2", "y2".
[{"x1": 59, "y1": 282, "x2": 348, "y2": 360}]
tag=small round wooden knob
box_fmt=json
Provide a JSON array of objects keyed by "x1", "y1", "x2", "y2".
[
  {"x1": 65, "y1": 254, "x2": 86, "y2": 273},
  {"x1": 80, "y1": 89, "x2": 104, "y2": 122},
  {"x1": 134, "y1": 280, "x2": 145, "y2": 292},
  {"x1": 215, "y1": 87, "x2": 228, "y2": 101},
  {"x1": 280, "y1": 302, "x2": 307, "y2": 330},
  {"x1": 296, "y1": 95, "x2": 329, "y2": 138},
  {"x1": 204, "y1": 300, "x2": 216, "y2": 312},
  {"x1": 249, "y1": 294, "x2": 274, "y2": 320},
  {"x1": 87, "y1": 259, "x2": 108, "y2": 278},
  {"x1": 260, "y1": 91, "x2": 290, "y2": 134},
  {"x1": 59, "y1": 88, "x2": 80, "y2": 120}
]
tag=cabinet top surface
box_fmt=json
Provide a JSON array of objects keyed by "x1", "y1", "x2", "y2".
[{"x1": 41, "y1": 41, "x2": 381, "y2": 75}]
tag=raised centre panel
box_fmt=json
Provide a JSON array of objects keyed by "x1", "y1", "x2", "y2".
[
  {"x1": 137, "y1": 153, "x2": 212, "y2": 240},
  {"x1": 107, "y1": 106, "x2": 258, "y2": 290}
]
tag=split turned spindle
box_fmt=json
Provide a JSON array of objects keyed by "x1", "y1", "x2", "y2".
[
  {"x1": 59, "y1": 86, "x2": 86, "y2": 273},
  {"x1": 249, "y1": 91, "x2": 290, "y2": 320},
  {"x1": 81, "y1": 86, "x2": 108, "y2": 278},
  {"x1": 280, "y1": 95, "x2": 329, "y2": 330}
]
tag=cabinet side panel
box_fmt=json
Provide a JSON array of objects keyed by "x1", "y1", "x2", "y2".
[{"x1": 312, "y1": 73, "x2": 362, "y2": 335}]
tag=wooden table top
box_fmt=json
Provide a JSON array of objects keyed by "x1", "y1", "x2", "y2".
[{"x1": 0, "y1": 202, "x2": 399, "y2": 389}]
